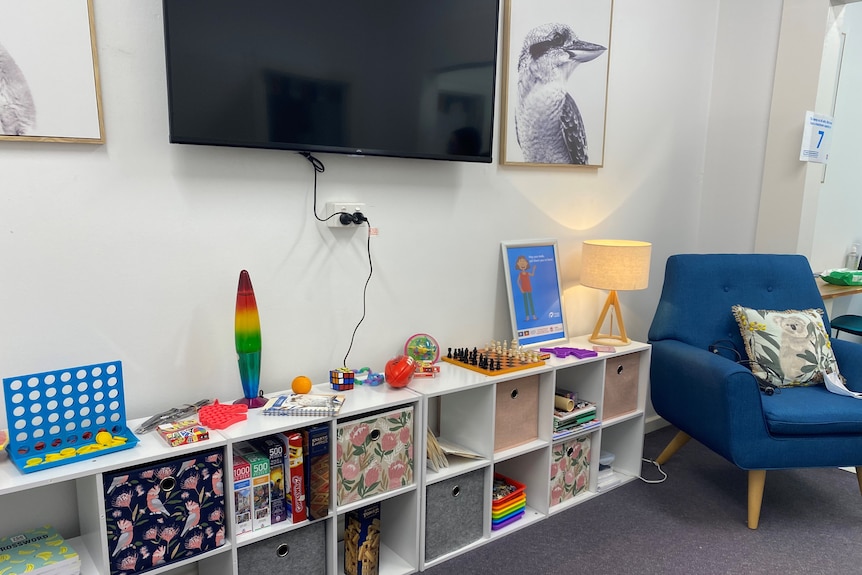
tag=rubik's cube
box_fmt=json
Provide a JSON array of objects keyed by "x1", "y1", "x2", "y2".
[{"x1": 330, "y1": 368, "x2": 355, "y2": 391}]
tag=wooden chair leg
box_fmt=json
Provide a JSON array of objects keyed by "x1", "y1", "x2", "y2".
[
  {"x1": 747, "y1": 470, "x2": 767, "y2": 529},
  {"x1": 655, "y1": 431, "x2": 691, "y2": 465},
  {"x1": 856, "y1": 467, "x2": 862, "y2": 496}
]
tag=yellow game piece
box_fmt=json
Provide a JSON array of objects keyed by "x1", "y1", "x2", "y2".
[
  {"x1": 61, "y1": 448, "x2": 76, "y2": 457},
  {"x1": 96, "y1": 431, "x2": 113, "y2": 445},
  {"x1": 111, "y1": 436, "x2": 128, "y2": 444},
  {"x1": 25, "y1": 457, "x2": 42, "y2": 467},
  {"x1": 45, "y1": 453, "x2": 63, "y2": 462}
]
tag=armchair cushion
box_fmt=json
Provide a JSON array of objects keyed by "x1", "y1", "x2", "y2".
[
  {"x1": 762, "y1": 385, "x2": 862, "y2": 435},
  {"x1": 731, "y1": 305, "x2": 839, "y2": 387}
]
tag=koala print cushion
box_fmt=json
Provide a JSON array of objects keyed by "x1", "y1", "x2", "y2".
[{"x1": 731, "y1": 306, "x2": 840, "y2": 388}]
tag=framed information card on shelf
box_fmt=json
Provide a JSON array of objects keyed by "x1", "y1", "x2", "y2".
[{"x1": 501, "y1": 239, "x2": 568, "y2": 347}]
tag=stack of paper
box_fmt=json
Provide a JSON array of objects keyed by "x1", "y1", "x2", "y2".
[
  {"x1": 0, "y1": 525, "x2": 81, "y2": 575},
  {"x1": 435, "y1": 437, "x2": 482, "y2": 460},
  {"x1": 597, "y1": 468, "x2": 622, "y2": 492},
  {"x1": 426, "y1": 428, "x2": 449, "y2": 472}
]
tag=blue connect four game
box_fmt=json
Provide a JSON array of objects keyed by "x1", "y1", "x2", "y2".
[{"x1": 3, "y1": 360, "x2": 139, "y2": 474}]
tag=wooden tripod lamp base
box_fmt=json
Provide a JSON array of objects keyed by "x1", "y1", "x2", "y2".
[{"x1": 589, "y1": 290, "x2": 631, "y2": 346}]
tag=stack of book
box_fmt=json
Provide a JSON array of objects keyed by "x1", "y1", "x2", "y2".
[
  {"x1": 0, "y1": 525, "x2": 81, "y2": 575},
  {"x1": 552, "y1": 400, "x2": 599, "y2": 441}
]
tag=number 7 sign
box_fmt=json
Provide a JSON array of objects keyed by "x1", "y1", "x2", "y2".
[{"x1": 800, "y1": 111, "x2": 833, "y2": 164}]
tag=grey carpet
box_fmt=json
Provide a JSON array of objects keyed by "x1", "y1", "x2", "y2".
[{"x1": 423, "y1": 425, "x2": 862, "y2": 575}]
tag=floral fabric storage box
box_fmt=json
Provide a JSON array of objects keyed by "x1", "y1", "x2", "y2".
[
  {"x1": 102, "y1": 447, "x2": 227, "y2": 575},
  {"x1": 549, "y1": 435, "x2": 590, "y2": 507},
  {"x1": 336, "y1": 405, "x2": 414, "y2": 505}
]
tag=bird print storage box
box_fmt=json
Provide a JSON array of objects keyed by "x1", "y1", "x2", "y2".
[
  {"x1": 102, "y1": 447, "x2": 226, "y2": 575},
  {"x1": 336, "y1": 405, "x2": 414, "y2": 505}
]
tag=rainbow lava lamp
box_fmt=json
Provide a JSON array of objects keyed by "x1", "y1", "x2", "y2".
[{"x1": 234, "y1": 270, "x2": 267, "y2": 408}]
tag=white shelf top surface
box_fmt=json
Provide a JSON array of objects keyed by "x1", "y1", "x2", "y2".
[
  {"x1": 409, "y1": 335, "x2": 649, "y2": 397},
  {"x1": 0, "y1": 416, "x2": 227, "y2": 496}
]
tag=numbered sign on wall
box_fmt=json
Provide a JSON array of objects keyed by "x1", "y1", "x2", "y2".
[{"x1": 800, "y1": 111, "x2": 833, "y2": 164}]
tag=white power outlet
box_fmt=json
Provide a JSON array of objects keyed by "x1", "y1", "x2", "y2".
[{"x1": 324, "y1": 202, "x2": 366, "y2": 228}]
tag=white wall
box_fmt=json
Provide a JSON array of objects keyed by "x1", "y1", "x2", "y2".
[
  {"x1": 812, "y1": 3, "x2": 862, "y2": 270},
  {"x1": 811, "y1": 2, "x2": 862, "y2": 325},
  {"x1": 700, "y1": 1, "x2": 783, "y2": 252},
  {"x1": 0, "y1": 0, "x2": 783, "y2": 426},
  {"x1": 757, "y1": 0, "x2": 832, "y2": 255}
]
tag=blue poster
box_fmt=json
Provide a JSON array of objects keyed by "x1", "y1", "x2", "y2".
[{"x1": 505, "y1": 244, "x2": 566, "y2": 346}]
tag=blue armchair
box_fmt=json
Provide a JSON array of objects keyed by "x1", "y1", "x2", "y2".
[{"x1": 648, "y1": 254, "x2": 862, "y2": 528}]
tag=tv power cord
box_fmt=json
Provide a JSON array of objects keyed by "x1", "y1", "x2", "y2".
[{"x1": 300, "y1": 151, "x2": 373, "y2": 368}]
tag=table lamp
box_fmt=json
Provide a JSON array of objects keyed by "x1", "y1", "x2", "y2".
[{"x1": 580, "y1": 240, "x2": 652, "y2": 346}]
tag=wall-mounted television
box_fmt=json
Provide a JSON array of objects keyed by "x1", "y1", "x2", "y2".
[{"x1": 162, "y1": 0, "x2": 501, "y2": 163}]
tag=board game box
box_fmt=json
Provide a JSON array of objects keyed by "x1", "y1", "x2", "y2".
[
  {"x1": 344, "y1": 503, "x2": 381, "y2": 575},
  {"x1": 302, "y1": 424, "x2": 330, "y2": 520},
  {"x1": 285, "y1": 431, "x2": 307, "y2": 523},
  {"x1": 249, "y1": 436, "x2": 288, "y2": 525},
  {"x1": 232, "y1": 453, "x2": 253, "y2": 535},
  {"x1": 235, "y1": 443, "x2": 271, "y2": 531}
]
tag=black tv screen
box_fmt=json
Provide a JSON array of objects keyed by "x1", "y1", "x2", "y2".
[{"x1": 162, "y1": 0, "x2": 500, "y2": 163}]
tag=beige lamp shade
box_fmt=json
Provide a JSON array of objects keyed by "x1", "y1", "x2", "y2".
[
  {"x1": 581, "y1": 240, "x2": 652, "y2": 346},
  {"x1": 581, "y1": 240, "x2": 652, "y2": 291}
]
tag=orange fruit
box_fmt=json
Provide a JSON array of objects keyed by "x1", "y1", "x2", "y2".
[{"x1": 291, "y1": 375, "x2": 313, "y2": 394}]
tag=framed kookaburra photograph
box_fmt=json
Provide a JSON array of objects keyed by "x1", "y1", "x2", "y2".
[
  {"x1": 500, "y1": 0, "x2": 612, "y2": 167},
  {"x1": 0, "y1": 0, "x2": 104, "y2": 143}
]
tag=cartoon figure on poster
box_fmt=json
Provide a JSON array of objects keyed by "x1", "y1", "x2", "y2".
[
  {"x1": 515, "y1": 255, "x2": 537, "y2": 321},
  {"x1": 506, "y1": 244, "x2": 566, "y2": 346}
]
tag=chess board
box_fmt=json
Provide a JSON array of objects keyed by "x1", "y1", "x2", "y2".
[{"x1": 442, "y1": 346, "x2": 545, "y2": 377}]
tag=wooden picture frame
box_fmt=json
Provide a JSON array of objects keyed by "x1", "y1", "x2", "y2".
[
  {"x1": 500, "y1": 0, "x2": 612, "y2": 167},
  {"x1": 0, "y1": 0, "x2": 104, "y2": 143},
  {"x1": 501, "y1": 239, "x2": 568, "y2": 347}
]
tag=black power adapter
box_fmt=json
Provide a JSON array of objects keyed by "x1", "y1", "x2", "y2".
[{"x1": 339, "y1": 211, "x2": 367, "y2": 225}]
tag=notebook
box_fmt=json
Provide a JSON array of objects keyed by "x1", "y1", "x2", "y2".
[{"x1": 261, "y1": 393, "x2": 346, "y2": 416}]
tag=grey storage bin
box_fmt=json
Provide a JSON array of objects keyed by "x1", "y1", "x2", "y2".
[
  {"x1": 425, "y1": 469, "x2": 485, "y2": 561},
  {"x1": 237, "y1": 520, "x2": 326, "y2": 574}
]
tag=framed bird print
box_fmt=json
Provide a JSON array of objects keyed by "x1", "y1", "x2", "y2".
[
  {"x1": 500, "y1": 0, "x2": 613, "y2": 167},
  {"x1": 0, "y1": 0, "x2": 104, "y2": 143}
]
